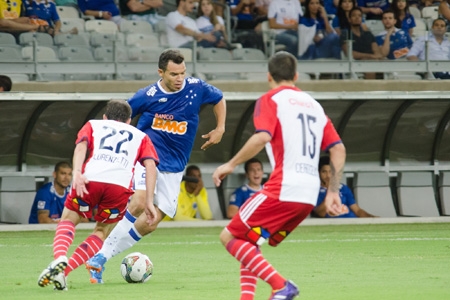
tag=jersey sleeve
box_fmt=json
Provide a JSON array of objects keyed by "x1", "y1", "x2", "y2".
[
  {"x1": 128, "y1": 87, "x2": 150, "y2": 118},
  {"x1": 200, "y1": 80, "x2": 223, "y2": 105},
  {"x1": 34, "y1": 186, "x2": 51, "y2": 211},
  {"x1": 321, "y1": 116, "x2": 342, "y2": 152},
  {"x1": 76, "y1": 121, "x2": 93, "y2": 147},
  {"x1": 341, "y1": 184, "x2": 356, "y2": 206},
  {"x1": 253, "y1": 95, "x2": 278, "y2": 137},
  {"x1": 137, "y1": 135, "x2": 159, "y2": 166}
]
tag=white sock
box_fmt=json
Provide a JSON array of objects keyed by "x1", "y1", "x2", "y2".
[
  {"x1": 99, "y1": 210, "x2": 137, "y2": 260},
  {"x1": 111, "y1": 224, "x2": 143, "y2": 258}
]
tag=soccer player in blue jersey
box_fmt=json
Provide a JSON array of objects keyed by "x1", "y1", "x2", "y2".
[
  {"x1": 376, "y1": 9, "x2": 412, "y2": 59},
  {"x1": 227, "y1": 158, "x2": 263, "y2": 218},
  {"x1": 28, "y1": 161, "x2": 72, "y2": 224},
  {"x1": 314, "y1": 156, "x2": 376, "y2": 218},
  {"x1": 87, "y1": 49, "x2": 226, "y2": 283}
]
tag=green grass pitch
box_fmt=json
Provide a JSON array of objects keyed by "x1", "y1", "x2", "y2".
[{"x1": 1, "y1": 223, "x2": 449, "y2": 300}]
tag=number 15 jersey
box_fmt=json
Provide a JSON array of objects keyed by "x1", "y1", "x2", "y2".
[
  {"x1": 255, "y1": 86, "x2": 342, "y2": 205},
  {"x1": 76, "y1": 119, "x2": 159, "y2": 189}
]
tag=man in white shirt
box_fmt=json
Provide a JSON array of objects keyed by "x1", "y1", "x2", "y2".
[
  {"x1": 166, "y1": 0, "x2": 216, "y2": 48},
  {"x1": 407, "y1": 18, "x2": 450, "y2": 79}
]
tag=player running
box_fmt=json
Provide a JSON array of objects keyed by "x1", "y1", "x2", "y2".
[{"x1": 86, "y1": 49, "x2": 226, "y2": 283}]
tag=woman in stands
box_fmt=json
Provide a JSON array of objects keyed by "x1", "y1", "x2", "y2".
[
  {"x1": 299, "y1": 0, "x2": 341, "y2": 59},
  {"x1": 392, "y1": 0, "x2": 416, "y2": 37},
  {"x1": 196, "y1": 0, "x2": 234, "y2": 49},
  {"x1": 23, "y1": 0, "x2": 75, "y2": 35},
  {"x1": 332, "y1": 0, "x2": 368, "y2": 37}
]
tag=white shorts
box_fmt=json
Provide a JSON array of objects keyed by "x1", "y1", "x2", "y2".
[{"x1": 134, "y1": 163, "x2": 183, "y2": 218}]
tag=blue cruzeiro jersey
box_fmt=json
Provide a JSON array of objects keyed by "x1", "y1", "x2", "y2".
[
  {"x1": 128, "y1": 77, "x2": 223, "y2": 172},
  {"x1": 229, "y1": 184, "x2": 262, "y2": 208},
  {"x1": 376, "y1": 28, "x2": 412, "y2": 59},
  {"x1": 28, "y1": 182, "x2": 70, "y2": 224},
  {"x1": 316, "y1": 184, "x2": 357, "y2": 218}
]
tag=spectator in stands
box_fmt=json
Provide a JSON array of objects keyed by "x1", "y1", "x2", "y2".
[
  {"x1": 0, "y1": 75, "x2": 12, "y2": 91},
  {"x1": 267, "y1": 0, "x2": 303, "y2": 56},
  {"x1": 55, "y1": 0, "x2": 77, "y2": 7},
  {"x1": 298, "y1": 0, "x2": 341, "y2": 60},
  {"x1": 227, "y1": 158, "x2": 263, "y2": 219},
  {"x1": 0, "y1": 0, "x2": 40, "y2": 33},
  {"x1": 341, "y1": 7, "x2": 383, "y2": 78},
  {"x1": 376, "y1": 9, "x2": 412, "y2": 59},
  {"x1": 357, "y1": 0, "x2": 389, "y2": 20},
  {"x1": 439, "y1": 0, "x2": 450, "y2": 23},
  {"x1": 313, "y1": 156, "x2": 376, "y2": 218},
  {"x1": 166, "y1": 0, "x2": 217, "y2": 48},
  {"x1": 407, "y1": 18, "x2": 450, "y2": 79},
  {"x1": 196, "y1": 0, "x2": 236, "y2": 49},
  {"x1": 255, "y1": 0, "x2": 271, "y2": 17},
  {"x1": 77, "y1": 0, "x2": 123, "y2": 25},
  {"x1": 23, "y1": 0, "x2": 77, "y2": 36},
  {"x1": 323, "y1": 0, "x2": 338, "y2": 15},
  {"x1": 119, "y1": 0, "x2": 165, "y2": 29},
  {"x1": 333, "y1": 0, "x2": 368, "y2": 38},
  {"x1": 28, "y1": 161, "x2": 73, "y2": 224},
  {"x1": 227, "y1": 0, "x2": 265, "y2": 49},
  {"x1": 165, "y1": 165, "x2": 213, "y2": 221},
  {"x1": 392, "y1": 0, "x2": 416, "y2": 37}
]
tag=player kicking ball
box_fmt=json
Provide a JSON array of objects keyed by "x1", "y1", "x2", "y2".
[
  {"x1": 212, "y1": 51, "x2": 346, "y2": 300},
  {"x1": 37, "y1": 100, "x2": 159, "y2": 290}
]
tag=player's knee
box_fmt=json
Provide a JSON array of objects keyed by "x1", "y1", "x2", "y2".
[
  {"x1": 127, "y1": 193, "x2": 146, "y2": 216},
  {"x1": 219, "y1": 229, "x2": 233, "y2": 247}
]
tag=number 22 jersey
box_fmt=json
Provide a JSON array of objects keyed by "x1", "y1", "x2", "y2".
[
  {"x1": 76, "y1": 119, "x2": 159, "y2": 189},
  {"x1": 255, "y1": 85, "x2": 342, "y2": 205}
]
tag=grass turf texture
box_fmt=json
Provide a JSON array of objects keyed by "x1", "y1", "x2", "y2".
[{"x1": 1, "y1": 223, "x2": 449, "y2": 300}]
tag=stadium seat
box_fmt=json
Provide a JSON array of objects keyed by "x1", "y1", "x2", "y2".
[
  {"x1": 19, "y1": 32, "x2": 54, "y2": 47},
  {"x1": 365, "y1": 20, "x2": 384, "y2": 36},
  {"x1": 94, "y1": 46, "x2": 129, "y2": 62},
  {"x1": 22, "y1": 46, "x2": 59, "y2": 61},
  {"x1": 0, "y1": 32, "x2": 20, "y2": 48},
  {"x1": 421, "y1": 6, "x2": 439, "y2": 20},
  {"x1": 58, "y1": 46, "x2": 95, "y2": 61},
  {"x1": 125, "y1": 33, "x2": 160, "y2": 48},
  {"x1": 153, "y1": 19, "x2": 169, "y2": 47},
  {"x1": 120, "y1": 20, "x2": 153, "y2": 35},
  {"x1": 232, "y1": 48, "x2": 266, "y2": 60},
  {"x1": 85, "y1": 20, "x2": 118, "y2": 34},
  {"x1": 198, "y1": 47, "x2": 239, "y2": 80},
  {"x1": 0, "y1": 46, "x2": 22, "y2": 61},
  {"x1": 0, "y1": 176, "x2": 36, "y2": 224},
  {"x1": 396, "y1": 172, "x2": 440, "y2": 217},
  {"x1": 412, "y1": 18, "x2": 427, "y2": 40},
  {"x1": 90, "y1": 32, "x2": 124, "y2": 48},
  {"x1": 261, "y1": 20, "x2": 285, "y2": 57},
  {"x1": 409, "y1": 6, "x2": 421, "y2": 20},
  {"x1": 54, "y1": 33, "x2": 90, "y2": 48},
  {"x1": 171, "y1": 47, "x2": 193, "y2": 62},
  {"x1": 3, "y1": 73, "x2": 30, "y2": 82},
  {"x1": 56, "y1": 6, "x2": 80, "y2": 19},
  {"x1": 439, "y1": 171, "x2": 450, "y2": 216},
  {"x1": 60, "y1": 18, "x2": 85, "y2": 33},
  {"x1": 128, "y1": 46, "x2": 164, "y2": 61},
  {"x1": 353, "y1": 172, "x2": 397, "y2": 217}
]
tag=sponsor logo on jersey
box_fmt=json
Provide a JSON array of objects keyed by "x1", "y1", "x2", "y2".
[
  {"x1": 146, "y1": 86, "x2": 157, "y2": 97},
  {"x1": 187, "y1": 78, "x2": 200, "y2": 84},
  {"x1": 289, "y1": 97, "x2": 315, "y2": 108},
  {"x1": 152, "y1": 113, "x2": 187, "y2": 135},
  {"x1": 158, "y1": 97, "x2": 168, "y2": 103}
]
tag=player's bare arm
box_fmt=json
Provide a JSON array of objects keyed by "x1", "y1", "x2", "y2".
[
  {"x1": 201, "y1": 98, "x2": 226, "y2": 150},
  {"x1": 72, "y1": 141, "x2": 89, "y2": 198},
  {"x1": 213, "y1": 131, "x2": 271, "y2": 186},
  {"x1": 143, "y1": 158, "x2": 158, "y2": 225},
  {"x1": 324, "y1": 143, "x2": 346, "y2": 216}
]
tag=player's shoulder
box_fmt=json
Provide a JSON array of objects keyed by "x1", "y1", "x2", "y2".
[{"x1": 185, "y1": 76, "x2": 204, "y2": 86}]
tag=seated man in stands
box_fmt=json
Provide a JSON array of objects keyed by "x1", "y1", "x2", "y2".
[
  {"x1": 227, "y1": 158, "x2": 263, "y2": 219},
  {"x1": 357, "y1": 0, "x2": 390, "y2": 20},
  {"x1": 77, "y1": 0, "x2": 123, "y2": 25},
  {"x1": 119, "y1": 0, "x2": 164, "y2": 29},
  {"x1": 164, "y1": 165, "x2": 213, "y2": 221},
  {"x1": 313, "y1": 156, "x2": 376, "y2": 218},
  {"x1": 407, "y1": 18, "x2": 450, "y2": 79},
  {"x1": 376, "y1": 9, "x2": 412, "y2": 59},
  {"x1": 29, "y1": 162, "x2": 73, "y2": 224},
  {"x1": 0, "y1": 0, "x2": 40, "y2": 33},
  {"x1": 166, "y1": 0, "x2": 217, "y2": 48},
  {"x1": 341, "y1": 7, "x2": 383, "y2": 79},
  {"x1": 0, "y1": 75, "x2": 12, "y2": 92}
]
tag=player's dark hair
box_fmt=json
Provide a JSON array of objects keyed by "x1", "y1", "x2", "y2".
[
  {"x1": 268, "y1": 51, "x2": 297, "y2": 83},
  {"x1": 105, "y1": 99, "x2": 132, "y2": 123},
  {"x1": 244, "y1": 158, "x2": 263, "y2": 174},
  {"x1": 318, "y1": 156, "x2": 330, "y2": 171},
  {"x1": 185, "y1": 165, "x2": 201, "y2": 176},
  {"x1": 349, "y1": 6, "x2": 362, "y2": 19},
  {"x1": 54, "y1": 161, "x2": 72, "y2": 172},
  {"x1": 159, "y1": 49, "x2": 185, "y2": 71},
  {"x1": 176, "y1": 0, "x2": 183, "y2": 7},
  {"x1": 432, "y1": 18, "x2": 447, "y2": 27},
  {"x1": 0, "y1": 75, "x2": 12, "y2": 91},
  {"x1": 392, "y1": 0, "x2": 410, "y2": 28},
  {"x1": 382, "y1": 8, "x2": 395, "y2": 18}
]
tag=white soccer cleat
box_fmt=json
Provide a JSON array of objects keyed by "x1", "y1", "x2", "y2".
[
  {"x1": 37, "y1": 256, "x2": 68, "y2": 288},
  {"x1": 53, "y1": 272, "x2": 68, "y2": 291}
]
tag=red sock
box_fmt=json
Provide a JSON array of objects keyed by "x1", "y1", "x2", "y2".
[
  {"x1": 53, "y1": 220, "x2": 75, "y2": 259},
  {"x1": 226, "y1": 238, "x2": 285, "y2": 291},
  {"x1": 65, "y1": 234, "x2": 103, "y2": 276},
  {"x1": 240, "y1": 264, "x2": 257, "y2": 300}
]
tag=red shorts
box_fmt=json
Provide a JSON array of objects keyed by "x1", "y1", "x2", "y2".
[
  {"x1": 65, "y1": 181, "x2": 134, "y2": 224},
  {"x1": 227, "y1": 191, "x2": 314, "y2": 247}
]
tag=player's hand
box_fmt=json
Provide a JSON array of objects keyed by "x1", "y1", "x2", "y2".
[
  {"x1": 145, "y1": 202, "x2": 157, "y2": 226},
  {"x1": 73, "y1": 171, "x2": 89, "y2": 197},
  {"x1": 201, "y1": 127, "x2": 224, "y2": 150},
  {"x1": 212, "y1": 163, "x2": 234, "y2": 187},
  {"x1": 324, "y1": 191, "x2": 342, "y2": 216}
]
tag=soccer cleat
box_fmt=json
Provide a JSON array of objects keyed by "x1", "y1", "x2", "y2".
[
  {"x1": 85, "y1": 253, "x2": 107, "y2": 284},
  {"x1": 53, "y1": 272, "x2": 68, "y2": 291},
  {"x1": 269, "y1": 280, "x2": 300, "y2": 300},
  {"x1": 37, "y1": 256, "x2": 68, "y2": 288}
]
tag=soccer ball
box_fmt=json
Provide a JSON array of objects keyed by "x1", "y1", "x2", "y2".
[{"x1": 120, "y1": 252, "x2": 153, "y2": 283}]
